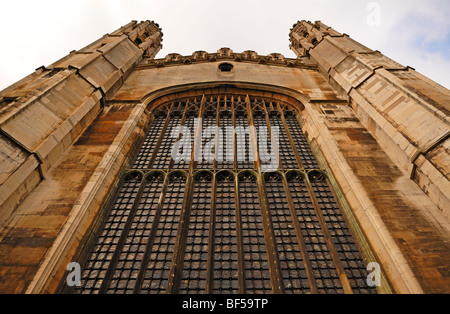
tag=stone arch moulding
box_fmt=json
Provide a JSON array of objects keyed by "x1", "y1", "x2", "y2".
[
  {"x1": 131, "y1": 81, "x2": 419, "y2": 295},
  {"x1": 138, "y1": 81, "x2": 309, "y2": 113},
  {"x1": 30, "y1": 80, "x2": 409, "y2": 295}
]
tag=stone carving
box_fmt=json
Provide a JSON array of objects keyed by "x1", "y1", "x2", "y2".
[{"x1": 144, "y1": 49, "x2": 309, "y2": 69}]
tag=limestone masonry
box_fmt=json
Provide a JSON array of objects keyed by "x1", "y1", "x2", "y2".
[{"x1": 0, "y1": 20, "x2": 448, "y2": 294}]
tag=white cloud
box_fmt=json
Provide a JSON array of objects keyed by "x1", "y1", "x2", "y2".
[{"x1": 0, "y1": 0, "x2": 449, "y2": 90}]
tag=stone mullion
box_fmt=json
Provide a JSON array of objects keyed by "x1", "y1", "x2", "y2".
[
  {"x1": 97, "y1": 173, "x2": 148, "y2": 294},
  {"x1": 132, "y1": 173, "x2": 170, "y2": 293},
  {"x1": 303, "y1": 171, "x2": 354, "y2": 294},
  {"x1": 213, "y1": 96, "x2": 220, "y2": 170},
  {"x1": 262, "y1": 100, "x2": 282, "y2": 170},
  {"x1": 191, "y1": 95, "x2": 206, "y2": 171},
  {"x1": 166, "y1": 173, "x2": 195, "y2": 294},
  {"x1": 245, "y1": 96, "x2": 284, "y2": 294},
  {"x1": 277, "y1": 103, "x2": 306, "y2": 170},
  {"x1": 205, "y1": 173, "x2": 217, "y2": 294},
  {"x1": 245, "y1": 96, "x2": 259, "y2": 170},
  {"x1": 281, "y1": 172, "x2": 319, "y2": 294},
  {"x1": 168, "y1": 100, "x2": 191, "y2": 170},
  {"x1": 167, "y1": 95, "x2": 205, "y2": 293},
  {"x1": 146, "y1": 102, "x2": 174, "y2": 169},
  {"x1": 231, "y1": 96, "x2": 238, "y2": 170},
  {"x1": 233, "y1": 172, "x2": 246, "y2": 294}
]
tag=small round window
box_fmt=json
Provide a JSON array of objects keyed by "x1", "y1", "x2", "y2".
[{"x1": 219, "y1": 63, "x2": 234, "y2": 72}]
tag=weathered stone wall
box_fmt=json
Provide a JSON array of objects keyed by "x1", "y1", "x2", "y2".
[{"x1": 111, "y1": 49, "x2": 345, "y2": 103}]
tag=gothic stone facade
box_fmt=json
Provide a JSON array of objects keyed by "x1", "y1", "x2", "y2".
[{"x1": 0, "y1": 20, "x2": 449, "y2": 294}]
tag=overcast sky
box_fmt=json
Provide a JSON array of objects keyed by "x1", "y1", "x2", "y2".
[{"x1": 0, "y1": 0, "x2": 449, "y2": 91}]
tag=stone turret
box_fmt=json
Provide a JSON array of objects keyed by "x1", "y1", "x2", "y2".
[
  {"x1": 290, "y1": 20, "x2": 450, "y2": 217},
  {"x1": 0, "y1": 20, "x2": 163, "y2": 224}
]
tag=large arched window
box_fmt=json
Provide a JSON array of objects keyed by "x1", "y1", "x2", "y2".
[{"x1": 69, "y1": 89, "x2": 377, "y2": 294}]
